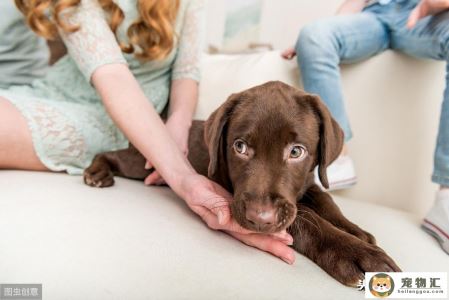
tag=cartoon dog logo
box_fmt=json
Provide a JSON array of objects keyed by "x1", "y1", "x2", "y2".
[{"x1": 369, "y1": 273, "x2": 395, "y2": 298}]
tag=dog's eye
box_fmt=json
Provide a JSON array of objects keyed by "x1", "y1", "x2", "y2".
[
  {"x1": 233, "y1": 139, "x2": 248, "y2": 155},
  {"x1": 289, "y1": 145, "x2": 306, "y2": 159}
]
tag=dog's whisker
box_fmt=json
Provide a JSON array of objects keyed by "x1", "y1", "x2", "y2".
[{"x1": 296, "y1": 208, "x2": 323, "y2": 239}]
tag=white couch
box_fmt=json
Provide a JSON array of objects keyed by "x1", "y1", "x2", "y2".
[{"x1": 1, "y1": 51, "x2": 448, "y2": 300}]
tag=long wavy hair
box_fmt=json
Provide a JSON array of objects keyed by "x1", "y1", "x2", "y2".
[{"x1": 14, "y1": 0, "x2": 180, "y2": 61}]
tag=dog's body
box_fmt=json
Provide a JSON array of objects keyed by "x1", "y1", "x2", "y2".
[{"x1": 84, "y1": 81, "x2": 400, "y2": 286}]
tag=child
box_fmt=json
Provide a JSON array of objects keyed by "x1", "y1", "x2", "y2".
[{"x1": 283, "y1": 0, "x2": 449, "y2": 254}]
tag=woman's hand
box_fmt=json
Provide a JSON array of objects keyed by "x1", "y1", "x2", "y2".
[
  {"x1": 407, "y1": 0, "x2": 449, "y2": 28},
  {"x1": 180, "y1": 173, "x2": 296, "y2": 264},
  {"x1": 144, "y1": 114, "x2": 191, "y2": 185}
]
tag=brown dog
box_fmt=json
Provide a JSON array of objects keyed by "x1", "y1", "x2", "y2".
[{"x1": 84, "y1": 81, "x2": 401, "y2": 286}]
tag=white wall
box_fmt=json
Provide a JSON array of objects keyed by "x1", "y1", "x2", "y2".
[{"x1": 206, "y1": 0, "x2": 341, "y2": 50}]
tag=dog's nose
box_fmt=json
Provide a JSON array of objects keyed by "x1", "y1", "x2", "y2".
[{"x1": 245, "y1": 203, "x2": 277, "y2": 225}]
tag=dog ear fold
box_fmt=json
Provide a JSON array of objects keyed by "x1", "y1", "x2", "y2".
[
  {"x1": 204, "y1": 93, "x2": 241, "y2": 189},
  {"x1": 303, "y1": 94, "x2": 344, "y2": 189}
]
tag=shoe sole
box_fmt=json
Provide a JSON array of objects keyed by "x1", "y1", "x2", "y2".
[
  {"x1": 326, "y1": 176, "x2": 358, "y2": 192},
  {"x1": 422, "y1": 219, "x2": 449, "y2": 255}
]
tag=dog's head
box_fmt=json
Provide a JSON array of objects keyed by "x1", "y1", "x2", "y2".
[{"x1": 204, "y1": 81, "x2": 343, "y2": 233}]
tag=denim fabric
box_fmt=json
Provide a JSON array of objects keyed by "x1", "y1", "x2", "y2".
[{"x1": 296, "y1": 0, "x2": 449, "y2": 186}]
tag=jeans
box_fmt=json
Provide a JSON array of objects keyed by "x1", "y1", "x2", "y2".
[{"x1": 296, "y1": 0, "x2": 449, "y2": 186}]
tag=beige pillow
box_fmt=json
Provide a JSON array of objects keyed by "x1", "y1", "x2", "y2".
[{"x1": 195, "y1": 50, "x2": 300, "y2": 120}]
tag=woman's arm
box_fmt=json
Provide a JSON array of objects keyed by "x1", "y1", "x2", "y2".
[
  {"x1": 167, "y1": 79, "x2": 198, "y2": 130},
  {"x1": 144, "y1": 79, "x2": 198, "y2": 185},
  {"x1": 92, "y1": 64, "x2": 195, "y2": 197}
]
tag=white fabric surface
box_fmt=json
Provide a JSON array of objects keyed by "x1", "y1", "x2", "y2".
[
  {"x1": 196, "y1": 51, "x2": 300, "y2": 120},
  {"x1": 0, "y1": 171, "x2": 447, "y2": 300}
]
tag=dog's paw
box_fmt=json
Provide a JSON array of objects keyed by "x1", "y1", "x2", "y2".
[
  {"x1": 344, "y1": 227, "x2": 376, "y2": 245},
  {"x1": 83, "y1": 159, "x2": 114, "y2": 188},
  {"x1": 328, "y1": 241, "x2": 401, "y2": 287},
  {"x1": 84, "y1": 168, "x2": 114, "y2": 188},
  {"x1": 359, "y1": 230, "x2": 376, "y2": 245}
]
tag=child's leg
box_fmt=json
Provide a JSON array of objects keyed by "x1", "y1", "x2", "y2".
[
  {"x1": 296, "y1": 13, "x2": 389, "y2": 142},
  {"x1": 0, "y1": 97, "x2": 48, "y2": 171},
  {"x1": 433, "y1": 62, "x2": 449, "y2": 189}
]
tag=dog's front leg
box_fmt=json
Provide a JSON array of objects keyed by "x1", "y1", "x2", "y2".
[
  {"x1": 300, "y1": 185, "x2": 376, "y2": 245},
  {"x1": 287, "y1": 204, "x2": 401, "y2": 287},
  {"x1": 84, "y1": 144, "x2": 151, "y2": 187}
]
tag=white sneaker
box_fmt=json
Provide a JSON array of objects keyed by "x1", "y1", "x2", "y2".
[
  {"x1": 422, "y1": 190, "x2": 449, "y2": 255},
  {"x1": 314, "y1": 155, "x2": 357, "y2": 191}
]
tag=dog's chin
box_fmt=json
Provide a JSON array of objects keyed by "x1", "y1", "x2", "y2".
[
  {"x1": 237, "y1": 217, "x2": 296, "y2": 234},
  {"x1": 245, "y1": 221, "x2": 294, "y2": 234}
]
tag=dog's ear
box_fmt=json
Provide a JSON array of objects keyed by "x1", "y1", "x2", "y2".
[
  {"x1": 303, "y1": 94, "x2": 344, "y2": 189},
  {"x1": 203, "y1": 93, "x2": 242, "y2": 189}
]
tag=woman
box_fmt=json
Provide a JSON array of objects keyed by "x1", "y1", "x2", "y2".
[{"x1": 0, "y1": 0, "x2": 294, "y2": 263}]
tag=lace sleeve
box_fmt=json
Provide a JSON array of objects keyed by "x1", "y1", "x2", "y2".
[
  {"x1": 171, "y1": 0, "x2": 205, "y2": 82},
  {"x1": 58, "y1": 0, "x2": 127, "y2": 81}
]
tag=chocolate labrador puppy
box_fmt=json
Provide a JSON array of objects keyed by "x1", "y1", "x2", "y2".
[{"x1": 84, "y1": 81, "x2": 401, "y2": 286}]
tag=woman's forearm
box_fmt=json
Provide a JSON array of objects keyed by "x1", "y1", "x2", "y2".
[
  {"x1": 92, "y1": 63, "x2": 195, "y2": 197},
  {"x1": 168, "y1": 79, "x2": 199, "y2": 125}
]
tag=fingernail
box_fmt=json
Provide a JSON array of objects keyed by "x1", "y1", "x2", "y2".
[{"x1": 217, "y1": 211, "x2": 225, "y2": 225}]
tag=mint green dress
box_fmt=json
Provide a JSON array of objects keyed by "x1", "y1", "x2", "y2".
[{"x1": 0, "y1": 0, "x2": 204, "y2": 175}]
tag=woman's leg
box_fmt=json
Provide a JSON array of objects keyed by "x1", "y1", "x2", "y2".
[
  {"x1": 0, "y1": 97, "x2": 48, "y2": 171},
  {"x1": 296, "y1": 12, "x2": 390, "y2": 142}
]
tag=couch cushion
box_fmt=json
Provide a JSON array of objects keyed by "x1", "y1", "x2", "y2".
[
  {"x1": 196, "y1": 51, "x2": 300, "y2": 120},
  {"x1": 0, "y1": 171, "x2": 447, "y2": 300}
]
